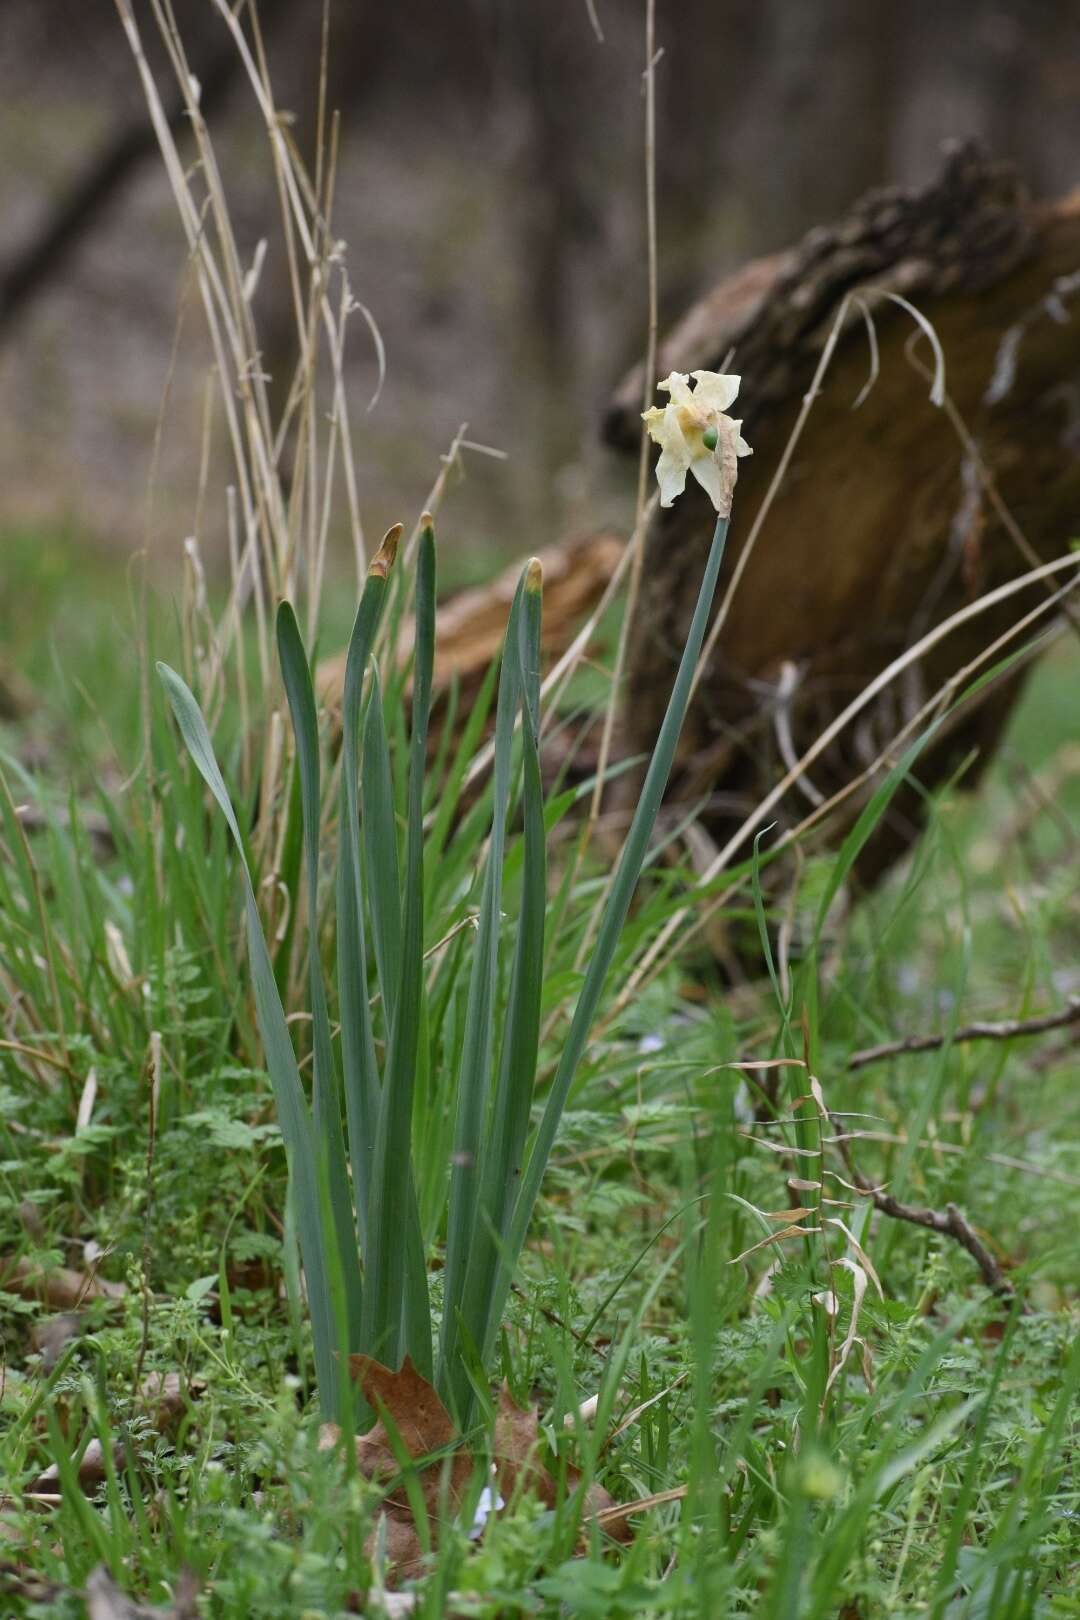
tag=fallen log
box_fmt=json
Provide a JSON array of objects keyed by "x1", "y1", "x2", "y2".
[
  {"x1": 606, "y1": 142, "x2": 1080, "y2": 885},
  {"x1": 316, "y1": 527, "x2": 622, "y2": 716}
]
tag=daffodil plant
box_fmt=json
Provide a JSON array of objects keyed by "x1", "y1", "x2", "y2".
[{"x1": 158, "y1": 387, "x2": 749, "y2": 1426}]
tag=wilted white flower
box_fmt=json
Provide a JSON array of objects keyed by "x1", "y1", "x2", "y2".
[{"x1": 642, "y1": 369, "x2": 752, "y2": 515}]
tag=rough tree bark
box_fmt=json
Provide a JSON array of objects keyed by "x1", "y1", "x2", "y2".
[{"x1": 605, "y1": 143, "x2": 1080, "y2": 884}]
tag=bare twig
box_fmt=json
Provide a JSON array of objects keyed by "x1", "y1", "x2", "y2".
[
  {"x1": 0, "y1": 1039, "x2": 76, "y2": 1079},
  {"x1": 848, "y1": 997, "x2": 1080, "y2": 1072},
  {"x1": 793, "y1": 1076, "x2": 1015, "y2": 1298},
  {"x1": 822, "y1": 1108, "x2": 1014, "y2": 1297},
  {"x1": 856, "y1": 1176, "x2": 1011, "y2": 1298},
  {"x1": 510, "y1": 1282, "x2": 592, "y2": 1348},
  {"x1": 593, "y1": 1483, "x2": 689, "y2": 1531}
]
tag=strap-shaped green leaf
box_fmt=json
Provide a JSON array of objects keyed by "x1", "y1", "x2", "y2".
[
  {"x1": 455, "y1": 561, "x2": 547, "y2": 1414},
  {"x1": 437, "y1": 571, "x2": 525, "y2": 1408},
  {"x1": 277, "y1": 602, "x2": 364, "y2": 1372},
  {"x1": 425, "y1": 657, "x2": 499, "y2": 909},
  {"x1": 493, "y1": 513, "x2": 732, "y2": 1340},
  {"x1": 361, "y1": 664, "x2": 403, "y2": 1025},
  {"x1": 337, "y1": 533, "x2": 398, "y2": 1250},
  {"x1": 361, "y1": 522, "x2": 436, "y2": 1371}
]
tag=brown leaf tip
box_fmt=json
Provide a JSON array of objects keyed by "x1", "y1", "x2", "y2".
[
  {"x1": 525, "y1": 557, "x2": 543, "y2": 594},
  {"x1": 370, "y1": 523, "x2": 403, "y2": 579},
  {"x1": 420, "y1": 510, "x2": 435, "y2": 534}
]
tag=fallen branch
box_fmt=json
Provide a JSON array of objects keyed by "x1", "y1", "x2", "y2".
[
  {"x1": 823, "y1": 1109, "x2": 1014, "y2": 1297},
  {"x1": 857, "y1": 1182, "x2": 1012, "y2": 1297},
  {"x1": 848, "y1": 997, "x2": 1080, "y2": 1072}
]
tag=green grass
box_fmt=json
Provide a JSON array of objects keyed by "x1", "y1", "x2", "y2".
[{"x1": 1, "y1": 530, "x2": 1078, "y2": 1617}]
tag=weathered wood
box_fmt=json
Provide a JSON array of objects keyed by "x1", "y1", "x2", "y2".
[
  {"x1": 317, "y1": 528, "x2": 622, "y2": 711},
  {"x1": 607, "y1": 143, "x2": 1080, "y2": 883}
]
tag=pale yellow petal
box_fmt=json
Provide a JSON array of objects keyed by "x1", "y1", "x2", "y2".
[
  {"x1": 641, "y1": 404, "x2": 669, "y2": 445},
  {"x1": 688, "y1": 452, "x2": 726, "y2": 514},
  {"x1": 649, "y1": 403, "x2": 693, "y2": 466},
  {"x1": 690, "y1": 370, "x2": 741, "y2": 415},
  {"x1": 658, "y1": 370, "x2": 695, "y2": 408},
  {"x1": 729, "y1": 418, "x2": 753, "y2": 457},
  {"x1": 655, "y1": 446, "x2": 690, "y2": 507}
]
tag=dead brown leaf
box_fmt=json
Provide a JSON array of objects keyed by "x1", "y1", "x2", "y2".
[
  {"x1": 317, "y1": 1361, "x2": 634, "y2": 1584},
  {"x1": 29, "y1": 1312, "x2": 85, "y2": 1368},
  {"x1": 84, "y1": 1565, "x2": 199, "y2": 1620},
  {"x1": 0, "y1": 1256, "x2": 125, "y2": 1311},
  {"x1": 348, "y1": 1353, "x2": 473, "y2": 1518},
  {"x1": 318, "y1": 1354, "x2": 474, "y2": 1585},
  {"x1": 137, "y1": 1370, "x2": 205, "y2": 1433},
  {"x1": 494, "y1": 1384, "x2": 631, "y2": 1543},
  {"x1": 28, "y1": 1435, "x2": 114, "y2": 1495}
]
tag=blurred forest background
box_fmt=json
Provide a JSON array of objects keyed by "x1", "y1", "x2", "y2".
[{"x1": 3, "y1": 0, "x2": 1080, "y2": 576}]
